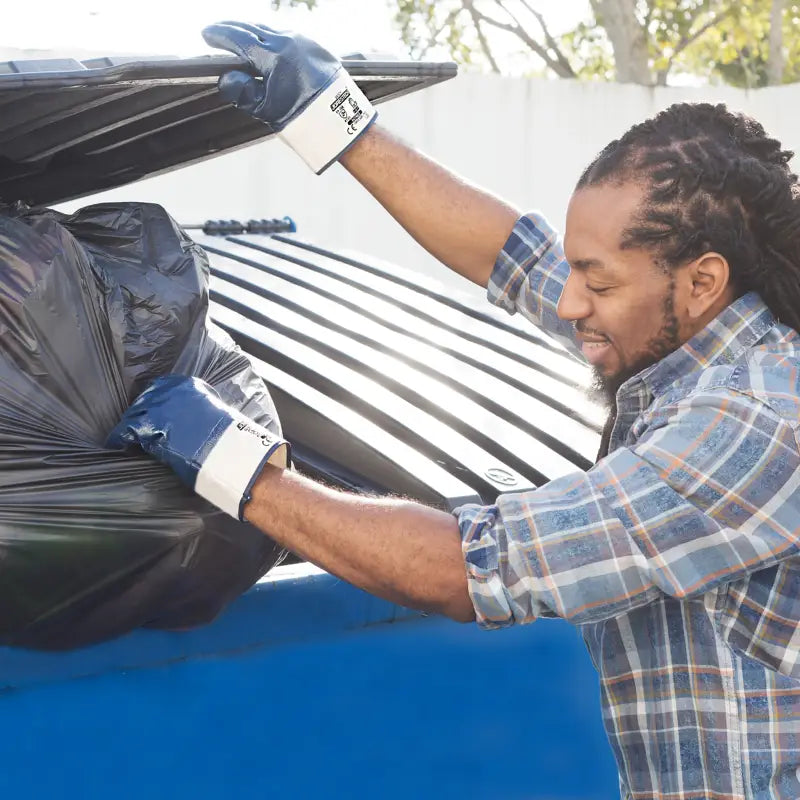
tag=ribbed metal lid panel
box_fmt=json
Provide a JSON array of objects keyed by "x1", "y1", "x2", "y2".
[{"x1": 198, "y1": 231, "x2": 603, "y2": 508}]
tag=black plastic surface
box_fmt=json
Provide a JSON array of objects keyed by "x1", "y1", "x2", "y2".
[
  {"x1": 0, "y1": 202, "x2": 286, "y2": 649},
  {"x1": 0, "y1": 55, "x2": 456, "y2": 207}
]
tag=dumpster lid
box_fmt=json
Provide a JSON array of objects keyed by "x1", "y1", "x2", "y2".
[{"x1": 0, "y1": 55, "x2": 457, "y2": 207}]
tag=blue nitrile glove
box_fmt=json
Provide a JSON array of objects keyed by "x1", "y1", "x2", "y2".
[
  {"x1": 202, "y1": 21, "x2": 377, "y2": 174},
  {"x1": 106, "y1": 375, "x2": 290, "y2": 521}
]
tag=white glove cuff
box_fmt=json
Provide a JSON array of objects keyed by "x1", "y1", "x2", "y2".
[
  {"x1": 279, "y1": 69, "x2": 377, "y2": 174},
  {"x1": 195, "y1": 415, "x2": 289, "y2": 520}
]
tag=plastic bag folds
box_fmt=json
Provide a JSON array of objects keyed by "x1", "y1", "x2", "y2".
[{"x1": 0, "y1": 202, "x2": 285, "y2": 650}]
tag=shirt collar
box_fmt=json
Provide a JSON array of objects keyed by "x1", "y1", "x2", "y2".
[{"x1": 627, "y1": 292, "x2": 776, "y2": 398}]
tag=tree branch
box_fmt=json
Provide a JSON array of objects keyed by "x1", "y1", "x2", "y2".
[
  {"x1": 642, "y1": 2, "x2": 654, "y2": 33},
  {"x1": 673, "y1": 7, "x2": 736, "y2": 60},
  {"x1": 460, "y1": 0, "x2": 501, "y2": 73},
  {"x1": 418, "y1": 7, "x2": 464, "y2": 59},
  {"x1": 516, "y1": 0, "x2": 576, "y2": 76},
  {"x1": 738, "y1": 46, "x2": 755, "y2": 90},
  {"x1": 767, "y1": 0, "x2": 786, "y2": 86},
  {"x1": 468, "y1": 1, "x2": 575, "y2": 77},
  {"x1": 656, "y1": 6, "x2": 736, "y2": 85}
]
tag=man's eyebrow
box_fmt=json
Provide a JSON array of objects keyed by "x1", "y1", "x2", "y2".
[{"x1": 569, "y1": 257, "x2": 606, "y2": 271}]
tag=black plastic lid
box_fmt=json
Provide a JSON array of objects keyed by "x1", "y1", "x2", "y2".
[{"x1": 0, "y1": 54, "x2": 456, "y2": 207}]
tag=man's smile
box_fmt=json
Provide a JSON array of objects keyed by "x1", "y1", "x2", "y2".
[
  {"x1": 576, "y1": 328, "x2": 613, "y2": 367},
  {"x1": 580, "y1": 339, "x2": 612, "y2": 366}
]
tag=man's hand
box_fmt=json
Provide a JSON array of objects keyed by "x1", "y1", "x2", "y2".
[
  {"x1": 107, "y1": 376, "x2": 473, "y2": 622},
  {"x1": 106, "y1": 375, "x2": 289, "y2": 520},
  {"x1": 203, "y1": 21, "x2": 519, "y2": 288},
  {"x1": 202, "y1": 21, "x2": 377, "y2": 174}
]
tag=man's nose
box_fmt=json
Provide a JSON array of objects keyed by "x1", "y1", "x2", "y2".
[{"x1": 556, "y1": 271, "x2": 592, "y2": 321}]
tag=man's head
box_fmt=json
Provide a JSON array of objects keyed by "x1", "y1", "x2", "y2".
[{"x1": 559, "y1": 102, "x2": 800, "y2": 404}]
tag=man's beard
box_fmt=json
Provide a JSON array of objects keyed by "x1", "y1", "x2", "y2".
[{"x1": 590, "y1": 285, "x2": 681, "y2": 409}]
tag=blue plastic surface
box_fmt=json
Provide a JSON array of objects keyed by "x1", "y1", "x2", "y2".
[{"x1": 0, "y1": 567, "x2": 618, "y2": 799}]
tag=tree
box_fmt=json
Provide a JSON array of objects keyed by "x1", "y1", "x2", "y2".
[
  {"x1": 387, "y1": 0, "x2": 800, "y2": 86},
  {"x1": 767, "y1": 0, "x2": 786, "y2": 84},
  {"x1": 271, "y1": 0, "x2": 800, "y2": 86}
]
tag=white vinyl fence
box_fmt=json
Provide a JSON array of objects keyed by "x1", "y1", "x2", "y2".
[{"x1": 58, "y1": 73, "x2": 800, "y2": 294}]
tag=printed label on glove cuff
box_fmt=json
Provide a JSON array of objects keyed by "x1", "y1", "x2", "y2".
[
  {"x1": 196, "y1": 417, "x2": 288, "y2": 519},
  {"x1": 279, "y1": 70, "x2": 377, "y2": 173}
]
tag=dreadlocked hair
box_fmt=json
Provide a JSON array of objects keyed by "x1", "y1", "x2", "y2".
[{"x1": 576, "y1": 102, "x2": 800, "y2": 332}]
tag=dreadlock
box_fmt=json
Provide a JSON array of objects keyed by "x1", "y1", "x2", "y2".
[{"x1": 576, "y1": 102, "x2": 800, "y2": 332}]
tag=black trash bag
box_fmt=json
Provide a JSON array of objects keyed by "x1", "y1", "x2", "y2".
[{"x1": 0, "y1": 201, "x2": 286, "y2": 650}]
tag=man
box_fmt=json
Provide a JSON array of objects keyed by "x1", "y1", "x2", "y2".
[{"x1": 108, "y1": 22, "x2": 800, "y2": 799}]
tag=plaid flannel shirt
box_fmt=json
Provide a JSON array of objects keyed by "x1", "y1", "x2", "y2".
[{"x1": 456, "y1": 213, "x2": 800, "y2": 799}]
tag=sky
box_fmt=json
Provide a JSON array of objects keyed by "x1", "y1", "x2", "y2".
[{"x1": 2, "y1": 0, "x2": 591, "y2": 62}]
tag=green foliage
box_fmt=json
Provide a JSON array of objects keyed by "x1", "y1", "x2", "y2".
[
  {"x1": 394, "y1": 0, "x2": 478, "y2": 62},
  {"x1": 381, "y1": 0, "x2": 800, "y2": 86},
  {"x1": 560, "y1": 20, "x2": 615, "y2": 81},
  {"x1": 685, "y1": 2, "x2": 800, "y2": 87},
  {"x1": 266, "y1": 0, "x2": 800, "y2": 86}
]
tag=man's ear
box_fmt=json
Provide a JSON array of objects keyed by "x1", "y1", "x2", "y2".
[{"x1": 684, "y1": 252, "x2": 731, "y2": 320}]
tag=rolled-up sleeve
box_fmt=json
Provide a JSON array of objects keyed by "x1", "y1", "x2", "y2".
[
  {"x1": 456, "y1": 388, "x2": 800, "y2": 629},
  {"x1": 489, "y1": 212, "x2": 581, "y2": 358}
]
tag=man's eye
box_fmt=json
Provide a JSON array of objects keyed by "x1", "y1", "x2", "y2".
[{"x1": 587, "y1": 285, "x2": 611, "y2": 295}]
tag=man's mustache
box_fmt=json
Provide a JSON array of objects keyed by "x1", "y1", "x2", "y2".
[{"x1": 575, "y1": 321, "x2": 607, "y2": 338}]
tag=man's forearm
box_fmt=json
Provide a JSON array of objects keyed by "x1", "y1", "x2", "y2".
[
  {"x1": 245, "y1": 465, "x2": 476, "y2": 622},
  {"x1": 340, "y1": 125, "x2": 520, "y2": 288}
]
